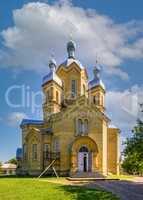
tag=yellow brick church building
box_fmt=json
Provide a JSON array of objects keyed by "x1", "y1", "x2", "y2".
[{"x1": 20, "y1": 40, "x2": 120, "y2": 177}]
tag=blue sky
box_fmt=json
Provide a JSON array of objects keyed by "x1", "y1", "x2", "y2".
[{"x1": 0, "y1": 0, "x2": 143, "y2": 162}]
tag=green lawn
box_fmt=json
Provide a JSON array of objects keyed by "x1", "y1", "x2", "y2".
[{"x1": 0, "y1": 178, "x2": 119, "y2": 200}]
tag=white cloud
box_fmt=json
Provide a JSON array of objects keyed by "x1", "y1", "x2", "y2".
[
  {"x1": 106, "y1": 85, "x2": 143, "y2": 137},
  {"x1": 7, "y1": 112, "x2": 28, "y2": 127},
  {"x1": 0, "y1": 1, "x2": 143, "y2": 79}
]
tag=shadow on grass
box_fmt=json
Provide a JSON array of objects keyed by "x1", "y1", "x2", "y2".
[{"x1": 0, "y1": 174, "x2": 58, "y2": 179}]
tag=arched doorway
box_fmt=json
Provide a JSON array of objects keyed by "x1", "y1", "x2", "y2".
[
  {"x1": 71, "y1": 136, "x2": 98, "y2": 174},
  {"x1": 78, "y1": 146, "x2": 90, "y2": 172}
]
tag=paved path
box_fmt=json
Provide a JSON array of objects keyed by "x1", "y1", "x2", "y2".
[{"x1": 87, "y1": 179, "x2": 143, "y2": 200}]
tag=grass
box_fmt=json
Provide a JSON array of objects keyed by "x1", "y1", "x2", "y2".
[{"x1": 0, "y1": 178, "x2": 119, "y2": 200}]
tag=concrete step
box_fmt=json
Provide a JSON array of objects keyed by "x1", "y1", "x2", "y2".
[
  {"x1": 67, "y1": 177, "x2": 104, "y2": 181},
  {"x1": 70, "y1": 171, "x2": 105, "y2": 178}
]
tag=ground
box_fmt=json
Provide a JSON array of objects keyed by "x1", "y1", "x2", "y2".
[
  {"x1": 0, "y1": 177, "x2": 118, "y2": 200},
  {"x1": 1, "y1": 176, "x2": 143, "y2": 200},
  {"x1": 42, "y1": 176, "x2": 143, "y2": 200}
]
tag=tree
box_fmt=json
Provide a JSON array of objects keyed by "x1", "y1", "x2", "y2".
[
  {"x1": 0, "y1": 161, "x2": 2, "y2": 174},
  {"x1": 7, "y1": 158, "x2": 17, "y2": 165},
  {"x1": 122, "y1": 118, "x2": 143, "y2": 175}
]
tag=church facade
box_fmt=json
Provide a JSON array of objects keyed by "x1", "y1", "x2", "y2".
[{"x1": 20, "y1": 40, "x2": 120, "y2": 176}]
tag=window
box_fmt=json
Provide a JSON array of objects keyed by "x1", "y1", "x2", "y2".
[
  {"x1": 71, "y1": 80, "x2": 77, "y2": 98},
  {"x1": 76, "y1": 119, "x2": 88, "y2": 136},
  {"x1": 62, "y1": 80, "x2": 65, "y2": 91},
  {"x1": 84, "y1": 119, "x2": 88, "y2": 135},
  {"x1": 79, "y1": 146, "x2": 88, "y2": 152},
  {"x1": 47, "y1": 88, "x2": 53, "y2": 102},
  {"x1": 47, "y1": 90, "x2": 50, "y2": 101},
  {"x1": 47, "y1": 89, "x2": 52, "y2": 102},
  {"x1": 32, "y1": 144, "x2": 37, "y2": 160},
  {"x1": 44, "y1": 144, "x2": 49, "y2": 160},
  {"x1": 56, "y1": 91, "x2": 58, "y2": 102},
  {"x1": 101, "y1": 95, "x2": 104, "y2": 106},
  {"x1": 23, "y1": 144, "x2": 27, "y2": 160},
  {"x1": 93, "y1": 95, "x2": 99, "y2": 105},
  {"x1": 78, "y1": 119, "x2": 82, "y2": 135},
  {"x1": 83, "y1": 84, "x2": 86, "y2": 95},
  {"x1": 54, "y1": 140, "x2": 60, "y2": 152}
]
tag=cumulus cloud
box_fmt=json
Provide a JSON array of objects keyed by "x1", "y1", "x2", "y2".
[
  {"x1": 7, "y1": 112, "x2": 28, "y2": 126},
  {"x1": 106, "y1": 85, "x2": 143, "y2": 138},
  {"x1": 0, "y1": 1, "x2": 143, "y2": 78}
]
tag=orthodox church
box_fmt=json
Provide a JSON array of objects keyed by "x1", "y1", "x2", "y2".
[{"x1": 20, "y1": 40, "x2": 120, "y2": 177}]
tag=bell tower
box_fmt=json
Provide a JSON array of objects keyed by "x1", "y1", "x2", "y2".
[
  {"x1": 88, "y1": 63, "x2": 105, "y2": 112},
  {"x1": 42, "y1": 58, "x2": 62, "y2": 120}
]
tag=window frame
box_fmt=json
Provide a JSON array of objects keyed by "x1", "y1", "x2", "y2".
[
  {"x1": 44, "y1": 143, "x2": 49, "y2": 160},
  {"x1": 76, "y1": 118, "x2": 89, "y2": 136},
  {"x1": 71, "y1": 79, "x2": 77, "y2": 98},
  {"x1": 32, "y1": 144, "x2": 38, "y2": 161},
  {"x1": 53, "y1": 139, "x2": 60, "y2": 153},
  {"x1": 23, "y1": 144, "x2": 27, "y2": 161},
  {"x1": 56, "y1": 90, "x2": 59, "y2": 104}
]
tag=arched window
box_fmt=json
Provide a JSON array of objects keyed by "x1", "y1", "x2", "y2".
[
  {"x1": 47, "y1": 90, "x2": 50, "y2": 102},
  {"x1": 54, "y1": 139, "x2": 60, "y2": 152},
  {"x1": 79, "y1": 146, "x2": 88, "y2": 152},
  {"x1": 47, "y1": 88, "x2": 53, "y2": 102},
  {"x1": 101, "y1": 95, "x2": 104, "y2": 106},
  {"x1": 23, "y1": 144, "x2": 27, "y2": 161},
  {"x1": 83, "y1": 84, "x2": 86, "y2": 95},
  {"x1": 56, "y1": 91, "x2": 59, "y2": 103},
  {"x1": 84, "y1": 119, "x2": 88, "y2": 135},
  {"x1": 93, "y1": 95, "x2": 99, "y2": 105},
  {"x1": 32, "y1": 144, "x2": 37, "y2": 160},
  {"x1": 78, "y1": 119, "x2": 82, "y2": 135},
  {"x1": 44, "y1": 143, "x2": 49, "y2": 160},
  {"x1": 62, "y1": 80, "x2": 65, "y2": 91},
  {"x1": 71, "y1": 80, "x2": 77, "y2": 98}
]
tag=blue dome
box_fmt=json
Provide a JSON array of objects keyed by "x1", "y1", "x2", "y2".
[
  {"x1": 67, "y1": 40, "x2": 76, "y2": 58},
  {"x1": 16, "y1": 148, "x2": 22, "y2": 159},
  {"x1": 67, "y1": 40, "x2": 76, "y2": 51}
]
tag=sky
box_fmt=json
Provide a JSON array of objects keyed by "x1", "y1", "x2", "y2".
[{"x1": 0, "y1": 0, "x2": 143, "y2": 162}]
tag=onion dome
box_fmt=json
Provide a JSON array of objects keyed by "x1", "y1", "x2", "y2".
[
  {"x1": 59, "y1": 40, "x2": 84, "y2": 69},
  {"x1": 67, "y1": 40, "x2": 76, "y2": 59},
  {"x1": 88, "y1": 63, "x2": 105, "y2": 90},
  {"x1": 42, "y1": 58, "x2": 62, "y2": 87}
]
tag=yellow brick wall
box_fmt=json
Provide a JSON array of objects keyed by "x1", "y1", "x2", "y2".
[{"x1": 107, "y1": 128, "x2": 120, "y2": 174}]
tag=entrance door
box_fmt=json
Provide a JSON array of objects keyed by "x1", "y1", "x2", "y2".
[{"x1": 78, "y1": 146, "x2": 89, "y2": 172}]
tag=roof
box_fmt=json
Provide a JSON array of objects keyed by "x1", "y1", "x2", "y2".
[
  {"x1": 16, "y1": 148, "x2": 22, "y2": 159},
  {"x1": 1, "y1": 163, "x2": 17, "y2": 169},
  {"x1": 109, "y1": 124, "x2": 118, "y2": 129},
  {"x1": 20, "y1": 119, "x2": 44, "y2": 126},
  {"x1": 42, "y1": 70, "x2": 62, "y2": 87},
  {"x1": 88, "y1": 79, "x2": 105, "y2": 90},
  {"x1": 61, "y1": 58, "x2": 84, "y2": 69}
]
